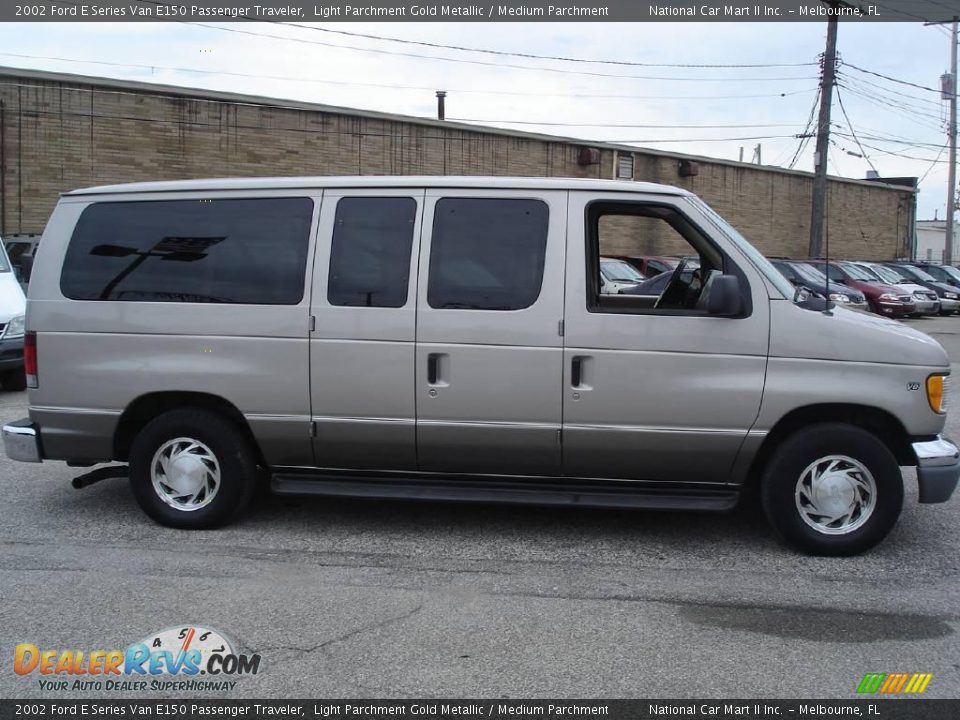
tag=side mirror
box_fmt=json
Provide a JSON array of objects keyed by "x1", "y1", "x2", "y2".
[{"x1": 707, "y1": 274, "x2": 743, "y2": 316}]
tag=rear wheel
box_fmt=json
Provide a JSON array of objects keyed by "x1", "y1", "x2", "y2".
[
  {"x1": 761, "y1": 423, "x2": 903, "y2": 556},
  {"x1": 128, "y1": 408, "x2": 257, "y2": 529},
  {"x1": 1, "y1": 369, "x2": 26, "y2": 391}
]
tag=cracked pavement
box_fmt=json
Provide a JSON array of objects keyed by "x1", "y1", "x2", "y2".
[{"x1": 1, "y1": 316, "x2": 959, "y2": 699}]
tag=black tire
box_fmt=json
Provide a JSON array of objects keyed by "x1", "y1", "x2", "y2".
[
  {"x1": 760, "y1": 423, "x2": 903, "y2": 556},
  {"x1": 1, "y1": 368, "x2": 27, "y2": 391},
  {"x1": 128, "y1": 408, "x2": 257, "y2": 529}
]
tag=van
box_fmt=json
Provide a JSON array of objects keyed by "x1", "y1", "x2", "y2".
[
  {"x1": 0, "y1": 237, "x2": 26, "y2": 390},
  {"x1": 3, "y1": 176, "x2": 957, "y2": 555}
]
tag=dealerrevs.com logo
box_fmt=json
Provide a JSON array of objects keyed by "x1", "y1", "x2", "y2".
[{"x1": 14, "y1": 625, "x2": 261, "y2": 692}]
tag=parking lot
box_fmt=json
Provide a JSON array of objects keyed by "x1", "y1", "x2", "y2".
[{"x1": 1, "y1": 315, "x2": 958, "y2": 699}]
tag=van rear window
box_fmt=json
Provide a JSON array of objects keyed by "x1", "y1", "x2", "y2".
[{"x1": 60, "y1": 198, "x2": 314, "y2": 304}]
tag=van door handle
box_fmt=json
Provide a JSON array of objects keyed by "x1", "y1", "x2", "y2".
[
  {"x1": 571, "y1": 356, "x2": 592, "y2": 390},
  {"x1": 427, "y1": 353, "x2": 449, "y2": 387},
  {"x1": 427, "y1": 354, "x2": 439, "y2": 385},
  {"x1": 571, "y1": 356, "x2": 583, "y2": 388}
]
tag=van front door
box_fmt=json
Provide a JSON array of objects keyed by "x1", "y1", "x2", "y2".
[
  {"x1": 309, "y1": 190, "x2": 423, "y2": 470},
  {"x1": 415, "y1": 190, "x2": 566, "y2": 476},
  {"x1": 561, "y1": 193, "x2": 769, "y2": 483}
]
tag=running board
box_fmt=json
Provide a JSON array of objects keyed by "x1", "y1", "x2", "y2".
[{"x1": 271, "y1": 473, "x2": 738, "y2": 512}]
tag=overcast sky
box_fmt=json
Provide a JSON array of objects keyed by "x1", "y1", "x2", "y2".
[{"x1": 0, "y1": 20, "x2": 956, "y2": 221}]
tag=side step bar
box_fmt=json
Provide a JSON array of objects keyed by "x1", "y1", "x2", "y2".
[{"x1": 272, "y1": 473, "x2": 739, "y2": 512}]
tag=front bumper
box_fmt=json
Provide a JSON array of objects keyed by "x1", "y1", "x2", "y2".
[
  {"x1": 912, "y1": 435, "x2": 960, "y2": 503},
  {"x1": 912, "y1": 298, "x2": 940, "y2": 315},
  {"x1": 2, "y1": 418, "x2": 41, "y2": 463},
  {"x1": 939, "y1": 297, "x2": 959, "y2": 313},
  {"x1": 877, "y1": 302, "x2": 915, "y2": 317}
]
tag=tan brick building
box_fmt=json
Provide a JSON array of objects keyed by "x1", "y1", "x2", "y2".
[{"x1": 0, "y1": 66, "x2": 916, "y2": 260}]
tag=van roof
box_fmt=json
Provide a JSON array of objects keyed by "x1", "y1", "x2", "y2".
[{"x1": 63, "y1": 176, "x2": 694, "y2": 197}]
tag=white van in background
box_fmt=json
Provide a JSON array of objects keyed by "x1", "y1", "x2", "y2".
[{"x1": 0, "y1": 237, "x2": 26, "y2": 391}]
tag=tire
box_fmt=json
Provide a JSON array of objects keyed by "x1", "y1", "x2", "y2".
[
  {"x1": 128, "y1": 408, "x2": 257, "y2": 529},
  {"x1": 760, "y1": 423, "x2": 903, "y2": 556},
  {"x1": 1, "y1": 369, "x2": 27, "y2": 391}
]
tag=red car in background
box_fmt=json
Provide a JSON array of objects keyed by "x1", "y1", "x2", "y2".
[
  {"x1": 606, "y1": 255, "x2": 697, "y2": 277},
  {"x1": 808, "y1": 260, "x2": 916, "y2": 317}
]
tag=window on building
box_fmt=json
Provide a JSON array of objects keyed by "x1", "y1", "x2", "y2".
[
  {"x1": 328, "y1": 197, "x2": 417, "y2": 308},
  {"x1": 427, "y1": 198, "x2": 549, "y2": 311},
  {"x1": 616, "y1": 153, "x2": 635, "y2": 180},
  {"x1": 61, "y1": 198, "x2": 313, "y2": 304}
]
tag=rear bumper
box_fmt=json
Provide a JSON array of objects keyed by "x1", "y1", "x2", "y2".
[
  {"x1": 2, "y1": 418, "x2": 41, "y2": 463},
  {"x1": 912, "y1": 435, "x2": 960, "y2": 503}
]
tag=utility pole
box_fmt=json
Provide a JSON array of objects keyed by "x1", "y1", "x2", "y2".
[
  {"x1": 808, "y1": 10, "x2": 839, "y2": 259},
  {"x1": 926, "y1": 17, "x2": 958, "y2": 264}
]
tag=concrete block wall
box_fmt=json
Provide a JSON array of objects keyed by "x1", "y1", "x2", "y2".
[{"x1": 0, "y1": 71, "x2": 914, "y2": 261}]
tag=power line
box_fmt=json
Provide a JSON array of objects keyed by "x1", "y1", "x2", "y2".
[
  {"x1": 842, "y1": 61, "x2": 946, "y2": 95},
  {"x1": 447, "y1": 119, "x2": 803, "y2": 128},
  {"x1": 919, "y1": 144, "x2": 949, "y2": 184},
  {"x1": 788, "y1": 88, "x2": 820, "y2": 169},
  {"x1": 0, "y1": 53, "x2": 817, "y2": 101},
  {"x1": 267, "y1": 20, "x2": 817, "y2": 69},
  {"x1": 834, "y1": 84, "x2": 879, "y2": 174},
  {"x1": 185, "y1": 22, "x2": 819, "y2": 83}
]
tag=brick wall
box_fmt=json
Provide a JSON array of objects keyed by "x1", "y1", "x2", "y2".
[{"x1": 0, "y1": 71, "x2": 914, "y2": 261}]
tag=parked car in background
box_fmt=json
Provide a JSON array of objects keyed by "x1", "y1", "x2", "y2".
[
  {"x1": 910, "y1": 261, "x2": 960, "y2": 291},
  {"x1": 807, "y1": 260, "x2": 916, "y2": 318},
  {"x1": 852, "y1": 262, "x2": 939, "y2": 317},
  {"x1": 0, "y1": 237, "x2": 26, "y2": 391},
  {"x1": 769, "y1": 259, "x2": 868, "y2": 311},
  {"x1": 611, "y1": 255, "x2": 678, "y2": 277},
  {"x1": 887, "y1": 263, "x2": 959, "y2": 315},
  {"x1": 599, "y1": 257, "x2": 646, "y2": 294}
]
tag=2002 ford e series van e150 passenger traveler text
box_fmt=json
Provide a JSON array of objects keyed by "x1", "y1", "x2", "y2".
[{"x1": 3, "y1": 176, "x2": 957, "y2": 555}]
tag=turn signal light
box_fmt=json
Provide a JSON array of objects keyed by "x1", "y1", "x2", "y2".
[{"x1": 926, "y1": 374, "x2": 947, "y2": 414}]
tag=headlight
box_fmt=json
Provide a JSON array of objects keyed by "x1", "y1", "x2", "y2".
[
  {"x1": 2, "y1": 315, "x2": 23, "y2": 339},
  {"x1": 927, "y1": 374, "x2": 949, "y2": 414},
  {"x1": 828, "y1": 293, "x2": 850, "y2": 302},
  {"x1": 947, "y1": 293, "x2": 958, "y2": 299},
  {"x1": 879, "y1": 293, "x2": 899, "y2": 301}
]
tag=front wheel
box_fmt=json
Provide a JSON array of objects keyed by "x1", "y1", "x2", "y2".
[
  {"x1": 761, "y1": 423, "x2": 904, "y2": 556},
  {"x1": 128, "y1": 408, "x2": 258, "y2": 529}
]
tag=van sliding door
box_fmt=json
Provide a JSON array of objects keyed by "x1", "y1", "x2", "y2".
[{"x1": 414, "y1": 190, "x2": 566, "y2": 476}]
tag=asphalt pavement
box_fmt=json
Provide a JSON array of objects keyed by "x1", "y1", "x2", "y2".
[{"x1": 1, "y1": 315, "x2": 959, "y2": 699}]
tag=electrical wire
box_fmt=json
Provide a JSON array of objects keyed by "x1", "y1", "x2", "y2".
[
  {"x1": 0, "y1": 52, "x2": 818, "y2": 102},
  {"x1": 184, "y1": 22, "x2": 819, "y2": 83},
  {"x1": 272, "y1": 21, "x2": 817, "y2": 69},
  {"x1": 919, "y1": 144, "x2": 949, "y2": 184},
  {"x1": 834, "y1": 85, "x2": 879, "y2": 174}
]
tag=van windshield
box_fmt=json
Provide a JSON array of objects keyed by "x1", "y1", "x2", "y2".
[{"x1": 683, "y1": 196, "x2": 796, "y2": 298}]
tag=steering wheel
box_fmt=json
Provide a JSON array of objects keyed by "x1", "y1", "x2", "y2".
[{"x1": 654, "y1": 258, "x2": 690, "y2": 309}]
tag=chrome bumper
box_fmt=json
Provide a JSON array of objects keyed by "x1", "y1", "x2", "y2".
[
  {"x1": 2, "y1": 418, "x2": 41, "y2": 463},
  {"x1": 912, "y1": 435, "x2": 959, "y2": 503}
]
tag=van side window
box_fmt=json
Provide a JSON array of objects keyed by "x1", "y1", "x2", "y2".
[
  {"x1": 327, "y1": 197, "x2": 416, "y2": 308},
  {"x1": 61, "y1": 198, "x2": 313, "y2": 304},
  {"x1": 427, "y1": 198, "x2": 548, "y2": 311}
]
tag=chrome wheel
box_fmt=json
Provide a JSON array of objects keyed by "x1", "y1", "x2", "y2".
[
  {"x1": 150, "y1": 437, "x2": 220, "y2": 512},
  {"x1": 795, "y1": 455, "x2": 876, "y2": 535}
]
